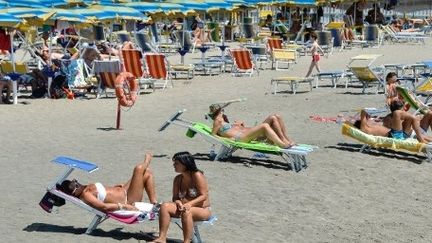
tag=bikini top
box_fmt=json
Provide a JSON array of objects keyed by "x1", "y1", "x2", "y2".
[
  {"x1": 178, "y1": 175, "x2": 198, "y2": 200},
  {"x1": 218, "y1": 122, "x2": 232, "y2": 134},
  {"x1": 94, "y1": 182, "x2": 107, "y2": 202}
]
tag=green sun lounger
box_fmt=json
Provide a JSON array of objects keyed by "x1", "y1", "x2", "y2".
[
  {"x1": 159, "y1": 110, "x2": 316, "y2": 172},
  {"x1": 396, "y1": 86, "x2": 430, "y2": 115}
]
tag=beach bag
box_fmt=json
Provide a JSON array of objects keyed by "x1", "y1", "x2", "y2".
[{"x1": 50, "y1": 75, "x2": 68, "y2": 99}]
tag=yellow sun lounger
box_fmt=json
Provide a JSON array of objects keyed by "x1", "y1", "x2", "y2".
[{"x1": 341, "y1": 122, "x2": 432, "y2": 161}]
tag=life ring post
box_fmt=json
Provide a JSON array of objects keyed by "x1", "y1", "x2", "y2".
[{"x1": 116, "y1": 102, "x2": 122, "y2": 130}]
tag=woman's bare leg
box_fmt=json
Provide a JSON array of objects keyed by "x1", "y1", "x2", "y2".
[
  {"x1": 263, "y1": 114, "x2": 294, "y2": 144},
  {"x1": 124, "y1": 154, "x2": 157, "y2": 204},
  {"x1": 240, "y1": 123, "x2": 291, "y2": 148},
  {"x1": 150, "y1": 202, "x2": 180, "y2": 243},
  {"x1": 181, "y1": 207, "x2": 211, "y2": 243},
  {"x1": 420, "y1": 112, "x2": 432, "y2": 132}
]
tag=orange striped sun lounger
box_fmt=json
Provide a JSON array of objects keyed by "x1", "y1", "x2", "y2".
[
  {"x1": 122, "y1": 49, "x2": 144, "y2": 78},
  {"x1": 229, "y1": 48, "x2": 257, "y2": 77},
  {"x1": 93, "y1": 60, "x2": 121, "y2": 98},
  {"x1": 267, "y1": 37, "x2": 283, "y2": 51},
  {"x1": 144, "y1": 53, "x2": 173, "y2": 90},
  {"x1": 122, "y1": 49, "x2": 156, "y2": 93}
]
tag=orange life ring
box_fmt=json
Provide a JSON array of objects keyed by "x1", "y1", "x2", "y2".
[{"x1": 115, "y1": 72, "x2": 138, "y2": 107}]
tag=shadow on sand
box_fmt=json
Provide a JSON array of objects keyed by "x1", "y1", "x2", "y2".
[
  {"x1": 193, "y1": 152, "x2": 294, "y2": 171},
  {"x1": 327, "y1": 142, "x2": 425, "y2": 164},
  {"x1": 23, "y1": 223, "x2": 181, "y2": 242}
]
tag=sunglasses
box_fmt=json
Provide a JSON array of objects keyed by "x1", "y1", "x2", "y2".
[{"x1": 71, "y1": 179, "x2": 80, "y2": 195}]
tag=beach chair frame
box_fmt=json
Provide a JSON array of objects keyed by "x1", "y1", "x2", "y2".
[{"x1": 159, "y1": 110, "x2": 316, "y2": 172}]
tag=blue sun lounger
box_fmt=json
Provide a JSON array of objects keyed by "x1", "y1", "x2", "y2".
[{"x1": 159, "y1": 110, "x2": 317, "y2": 172}]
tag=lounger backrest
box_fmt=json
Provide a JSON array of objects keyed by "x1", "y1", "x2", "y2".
[
  {"x1": 330, "y1": 28, "x2": 342, "y2": 47},
  {"x1": 272, "y1": 49, "x2": 296, "y2": 61},
  {"x1": 175, "y1": 30, "x2": 192, "y2": 51},
  {"x1": 230, "y1": 49, "x2": 253, "y2": 69},
  {"x1": 317, "y1": 31, "x2": 332, "y2": 46},
  {"x1": 243, "y1": 24, "x2": 255, "y2": 38},
  {"x1": 135, "y1": 32, "x2": 157, "y2": 53},
  {"x1": 145, "y1": 53, "x2": 167, "y2": 79},
  {"x1": 0, "y1": 61, "x2": 28, "y2": 74},
  {"x1": 117, "y1": 31, "x2": 131, "y2": 43},
  {"x1": 364, "y1": 25, "x2": 379, "y2": 41},
  {"x1": 416, "y1": 78, "x2": 432, "y2": 93},
  {"x1": 94, "y1": 60, "x2": 121, "y2": 89},
  {"x1": 267, "y1": 38, "x2": 283, "y2": 50},
  {"x1": 350, "y1": 67, "x2": 379, "y2": 82},
  {"x1": 122, "y1": 49, "x2": 143, "y2": 78}
]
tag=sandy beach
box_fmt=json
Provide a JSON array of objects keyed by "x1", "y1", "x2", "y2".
[{"x1": 2, "y1": 38, "x2": 432, "y2": 243}]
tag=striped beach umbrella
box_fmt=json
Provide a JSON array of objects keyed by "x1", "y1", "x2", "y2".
[
  {"x1": 0, "y1": 12, "x2": 22, "y2": 27},
  {"x1": 4, "y1": 0, "x2": 45, "y2": 8}
]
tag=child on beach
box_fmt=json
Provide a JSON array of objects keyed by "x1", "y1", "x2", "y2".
[
  {"x1": 385, "y1": 72, "x2": 400, "y2": 106},
  {"x1": 305, "y1": 32, "x2": 324, "y2": 78}
]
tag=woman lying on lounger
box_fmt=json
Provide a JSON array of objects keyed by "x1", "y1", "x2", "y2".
[
  {"x1": 209, "y1": 104, "x2": 295, "y2": 148},
  {"x1": 150, "y1": 152, "x2": 211, "y2": 243},
  {"x1": 59, "y1": 152, "x2": 157, "y2": 212}
]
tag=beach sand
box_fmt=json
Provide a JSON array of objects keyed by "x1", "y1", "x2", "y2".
[{"x1": 2, "y1": 39, "x2": 432, "y2": 243}]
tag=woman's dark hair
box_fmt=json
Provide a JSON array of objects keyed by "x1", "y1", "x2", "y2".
[
  {"x1": 353, "y1": 120, "x2": 361, "y2": 129},
  {"x1": 390, "y1": 99, "x2": 404, "y2": 112},
  {"x1": 310, "y1": 32, "x2": 317, "y2": 40},
  {"x1": 386, "y1": 72, "x2": 397, "y2": 82},
  {"x1": 208, "y1": 104, "x2": 229, "y2": 123},
  {"x1": 172, "y1": 151, "x2": 202, "y2": 173},
  {"x1": 59, "y1": 180, "x2": 75, "y2": 195}
]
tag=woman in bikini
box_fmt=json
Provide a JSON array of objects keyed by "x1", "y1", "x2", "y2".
[
  {"x1": 59, "y1": 152, "x2": 157, "y2": 212},
  {"x1": 150, "y1": 152, "x2": 211, "y2": 243},
  {"x1": 210, "y1": 104, "x2": 295, "y2": 148}
]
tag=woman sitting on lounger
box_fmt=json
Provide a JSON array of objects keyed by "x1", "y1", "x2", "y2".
[
  {"x1": 150, "y1": 152, "x2": 211, "y2": 243},
  {"x1": 59, "y1": 152, "x2": 157, "y2": 212},
  {"x1": 209, "y1": 104, "x2": 295, "y2": 148}
]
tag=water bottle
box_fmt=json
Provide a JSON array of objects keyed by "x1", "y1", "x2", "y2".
[
  {"x1": 336, "y1": 114, "x2": 344, "y2": 125},
  {"x1": 209, "y1": 144, "x2": 216, "y2": 161}
]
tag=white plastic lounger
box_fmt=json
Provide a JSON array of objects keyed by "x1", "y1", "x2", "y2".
[
  {"x1": 159, "y1": 110, "x2": 317, "y2": 172},
  {"x1": 39, "y1": 156, "x2": 216, "y2": 243}
]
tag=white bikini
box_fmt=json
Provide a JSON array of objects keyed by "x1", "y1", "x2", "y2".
[{"x1": 94, "y1": 182, "x2": 107, "y2": 202}]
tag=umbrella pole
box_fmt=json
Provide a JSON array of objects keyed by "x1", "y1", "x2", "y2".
[
  {"x1": 9, "y1": 29, "x2": 17, "y2": 105},
  {"x1": 47, "y1": 29, "x2": 53, "y2": 98}
]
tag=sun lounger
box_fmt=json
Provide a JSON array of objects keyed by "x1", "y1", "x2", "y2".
[
  {"x1": 341, "y1": 122, "x2": 432, "y2": 161},
  {"x1": 270, "y1": 76, "x2": 313, "y2": 95},
  {"x1": 396, "y1": 86, "x2": 431, "y2": 115},
  {"x1": 348, "y1": 54, "x2": 385, "y2": 94},
  {"x1": 39, "y1": 156, "x2": 216, "y2": 242},
  {"x1": 159, "y1": 110, "x2": 316, "y2": 172}
]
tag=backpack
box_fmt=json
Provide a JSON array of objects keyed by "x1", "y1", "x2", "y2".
[{"x1": 50, "y1": 75, "x2": 68, "y2": 99}]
